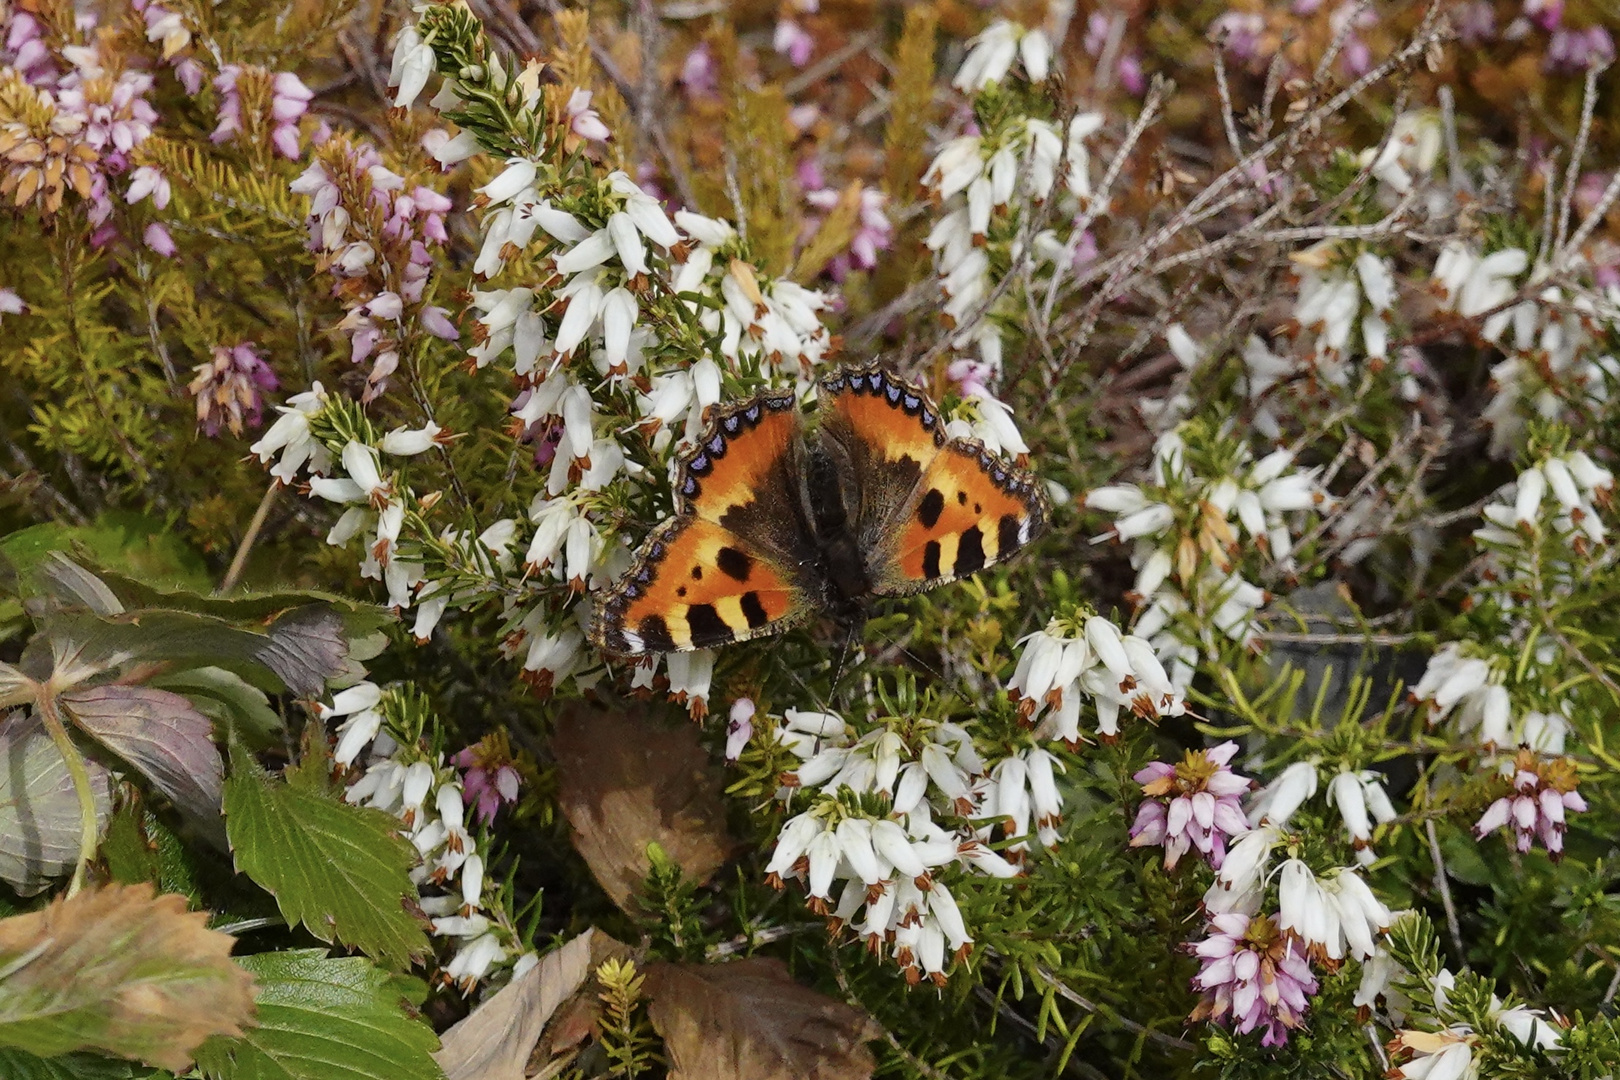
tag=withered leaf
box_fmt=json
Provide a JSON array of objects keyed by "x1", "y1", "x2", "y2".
[
  {"x1": 433, "y1": 928, "x2": 629, "y2": 1080},
  {"x1": 645, "y1": 958, "x2": 882, "y2": 1080},
  {"x1": 0, "y1": 882, "x2": 256, "y2": 1071},
  {"x1": 551, "y1": 702, "x2": 733, "y2": 912}
]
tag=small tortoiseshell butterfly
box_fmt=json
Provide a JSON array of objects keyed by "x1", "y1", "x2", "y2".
[{"x1": 593, "y1": 363, "x2": 1050, "y2": 655}]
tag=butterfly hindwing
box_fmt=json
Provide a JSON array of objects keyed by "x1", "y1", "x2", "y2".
[
  {"x1": 595, "y1": 515, "x2": 809, "y2": 653},
  {"x1": 817, "y1": 363, "x2": 1048, "y2": 597},
  {"x1": 595, "y1": 390, "x2": 822, "y2": 655}
]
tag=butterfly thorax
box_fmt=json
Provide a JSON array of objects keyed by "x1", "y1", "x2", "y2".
[{"x1": 804, "y1": 445, "x2": 872, "y2": 627}]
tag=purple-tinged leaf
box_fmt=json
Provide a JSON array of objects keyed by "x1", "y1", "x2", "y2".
[
  {"x1": 0, "y1": 712, "x2": 112, "y2": 896},
  {"x1": 60, "y1": 686, "x2": 223, "y2": 827}
]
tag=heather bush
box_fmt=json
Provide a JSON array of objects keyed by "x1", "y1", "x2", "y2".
[{"x1": 1, "y1": 0, "x2": 1619, "y2": 1077}]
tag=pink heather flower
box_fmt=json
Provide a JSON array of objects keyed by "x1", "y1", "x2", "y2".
[
  {"x1": 270, "y1": 72, "x2": 312, "y2": 158},
  {"x1": 1525, "y1": 0, "x2": 1564, "y2": 31},
  {"x1": 947, "y1": 357, "x2": 994, "y2": 399},
  {"x1": 175, "y1": 58, "x2": 205, "y2": 95},
  {"x1": 452, "y1": 737, "x2": 523, "y2": 826},
  {"x1": 680, "y1": 43, "x2": 717, "y2": 97},
  {"x1": 1210, "y1": 12, "x2": 1267, "y2": 61},
  {"x1": 5, "y1": 12, "x2": 56, "y2": 86},
  {"x1": 847, "y1": 189, "x2": 891, "y2": 270},
  {"x1": 774, "y1": 18, "x2": 814, "y2": 67},
  {"x1": 212, "y1": 65, "x2": 244, "y2": 143},
  {"x1": 1189, "y1": 913, "x2": 1318, "y2": 1047},
  {"x1": 1473, "y1": 749, "x2": 1587, "y2": 859},
  {"x1": 565, "y1": 88, "x2": 610, "y2": 142},
  {"x1": 1129, "y1": 742, "x2": 1253, "y2": 869},
  {"x1": 1116, "y1": 53, "x2": 1146, "y2": 96},
  {"x1": 1546, "y1": 25, "x2": 1616, "y2": 73},
  {"x1": 1456, "y1": 0, "x2": 1497, "y2": 43},
  {"x1": 143, "y1": 221, "x2": 177, "y2": 257},
  {"x1": 188, "y1": 342, "x2": 279, "y2": 437},
  {"x1": 1083, "y1": 12, "x2": 1110, "y2": 56}
]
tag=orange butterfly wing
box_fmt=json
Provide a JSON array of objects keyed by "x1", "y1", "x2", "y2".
[
  {"x1": 594, "y1": 392, "x2": 822, "y2": 655},
  {"x1": 817, "y1": 365, "x2": 1049, "y2": 596}
]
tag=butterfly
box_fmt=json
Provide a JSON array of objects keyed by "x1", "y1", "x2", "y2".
[{"x1": 593, "y1": 363, "x2": 1050, "y2": 655}]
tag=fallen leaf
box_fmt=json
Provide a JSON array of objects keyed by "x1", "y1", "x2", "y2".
[
  {"x1": 645, "y1": 958, "x2": 881, "y2": 1080},
  {"x1": 434, "y1": 928, "x2": 629, "y2": 1080},
  {"x1": 61, "y1": 685, "x2": 224, "y2": 828},
  {"x1": 551, "y1": 702, "x2": 734, "y2": 912},
  {"x1": 0, "y1": 711, "x2": 113, "y2": 895},
  {"x1": 0, "y1": 882, "x2": 256, "y2": 1071}
]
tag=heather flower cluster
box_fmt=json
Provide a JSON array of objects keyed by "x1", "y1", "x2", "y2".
[
  {"x1": 318, "y1": 681, "x2": 535, "y2": 989},
  {"x1": 759, "y1": 701, "x2": 1044, "y2": 985},
  {"x1": 1085, "y1": 418, "x2": 1331, "y2": 689},
  {"x1": 1007, "y1": 611, "x2": 1188, "y2": 742},
  {"x1": 188, "y1": 342, "x2": 278, "y2": 437},
  {"x1": 923, "y1": 20, "x2": 1099, "y2": 452},
  {"x1": 289, "y1": 138, "x2": 458, "y2": 402}
]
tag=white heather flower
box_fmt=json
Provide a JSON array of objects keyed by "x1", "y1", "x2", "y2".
[
  {"x1": 1249, "y1": 761, "x2": 1318, "y2": 827},
  {"x1": 1205, "y1": 824, "x2": 1281, "y2": 914},
  {"x1": 334, "y1": 708, "x2": 384, "y2": 766},
  {"x1": 666, "y1": 650, "x2": 714, "y2": 718},
  {"x1": 380, "y1": 420, "x2": 444, "y2": 456},
  {"x1": 482, "y1": 158, "x2": 538, "y2": 206},
  {"x1": 389, "y1": 26, "x2": 436, "y2": 108},
  {"x1": 1388, "y1": 1029, "x2": 1475, "y2": 1080}
]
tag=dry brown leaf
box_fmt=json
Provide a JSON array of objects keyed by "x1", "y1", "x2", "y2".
[
  {"x1": 433, "y1": 928, "x2": 626, "y2": 1080},
  {"x1": 645, "y1": 957, "x2": 882, "y2": 1080},
  {"x1": 0, "y1": 881, "x2": 255, "y2": 1071},
  {"x1": 551, "y1": 702, "x2": 734, "y2": 912}
]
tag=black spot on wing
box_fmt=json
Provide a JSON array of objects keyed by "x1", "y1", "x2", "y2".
[
  {"x1": 955, "y1": 526, "x2": 986, "y2": 575},
  {"x1": 918, "y1": 488, "x2": 945, "y2": 529},
  {"x1": 922, "y1": 540, "x2": 942, "y2": 579},
  {"x1": 637, "y1": 614, "x2": 677, "y2": 653},
  {"x1": 998, "y1": 514, "x2": 1023, "y2": 558},
  {"x1": 685, "y1": 603, "x2": 731, "y2": 644},
  {"x1": 716, "y1": 546, "x2": 753, "y2": 582},
  {"x1": 741, "y1": 591, "x2": 769, "y2": 628}
]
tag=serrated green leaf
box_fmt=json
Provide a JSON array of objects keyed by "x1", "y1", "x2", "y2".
[
  {"x1": 102, "y1": 803, "x2": 200, "y2": 904},
  {"x1": 195, "y1": 951, "x2": 443, "y2": 1080},
  {"x1": 0, "y1": 712, "x2": 113, "y2": 896},
  {"x1": 223, "y1": 758, "x2": 428, "y2": 969},
  {"x1": 0, "y1": 1046, "x2": 173, "y2": 1079}
]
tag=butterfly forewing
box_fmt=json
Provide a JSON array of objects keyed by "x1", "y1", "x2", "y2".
[
  {"x1": 818, "y1": 364, "x2": 1048, "y2": 597},
  {"x1": 594, "y1": 391, "x2": 823, "y2": 656}
]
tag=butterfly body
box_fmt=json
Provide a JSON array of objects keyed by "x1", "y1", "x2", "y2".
[{"x1": 594, "y1": 365, "x2": 1049, "y2": 656}]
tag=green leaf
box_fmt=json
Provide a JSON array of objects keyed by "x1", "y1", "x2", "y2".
[
  {"x1": 148, "y1": 667, "x2": 283, "y2": 749},
  {"x1": 0, "y1": 883, "x2": 255, "y2": 1071},
  {"x1": 42, "y1": 605, "x2": 352, "y2": 699},
  {"x1": 101, "y1": 803, "x2": 200, "y2": 903},
  {"x1": 0, "y1": 514, "x2": 210, "y2": 593},
  {"x1": 0, "y1": 712, "x2": 113, "y2": 896},
  {"x1": 195, "y1": 950, "x2": 443, "y2": 1080},
  {"x1": 223, "y1": 755, "x2": 429, "y2": 969},
  {"x1": 61, "y1": 686, "x2": 224, "y2": 828},
  {"x1": 0, "y1": 1046, "x2": 173, "y2": 1079}
]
